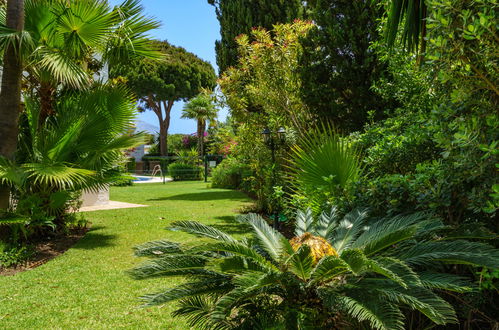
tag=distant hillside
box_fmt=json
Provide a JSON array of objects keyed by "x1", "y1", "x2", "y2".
[{"x1": 135, "y1": 120, "x2": 159, "y2": 136}]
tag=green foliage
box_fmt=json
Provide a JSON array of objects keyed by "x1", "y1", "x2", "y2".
[
  {"x1": 207, "y1": 0, "x2": 305, "y2": 73},
  {"x1": 131, "y1": 208, "x2": 499, "y2": 329},
  {"x1": 112, "y1": 40, "x2": 216, "y2": 105},
  {"x1": 211, "y1": 157, "x2": 252, "y2": 190},
  {"x1": 0, "y1": 85, "x2": 144, "y2": 234},
  {"x1": 168, "y1": 163, "x2": 202, "y2": 181},
  {"x1": 182, "y1": 93, "x2": 218, "y2": 156},
  {"x1": 0, "y1": 0, "x2": 160, "y2": 89},
  {"x1": 175, "y1": 148, "x2": 199, "y2": 166},
  {"x1": 110, "y1": 174, "x2": 135, "y2": 187},
  {"x1": 288, "y1": 126, "x2": 362, "y2": 213},
  {"x1": 300, "y1": 0, "x2": 393, "y2": 131},
  {"x1": 111, "y1": 40, "x2": 217, "y2": 155},
  {"x1": 220, "y1": 21, "x2": 315, "y2": 134},
  {"x1": 0, "y1": 243, "x2": 34, "y2": 268}
]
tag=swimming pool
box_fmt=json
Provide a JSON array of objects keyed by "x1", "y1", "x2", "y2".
[{"x1": 132, "y1": 175, "x2": 171, "y2": 183}]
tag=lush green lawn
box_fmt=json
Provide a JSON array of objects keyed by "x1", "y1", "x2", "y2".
[{"x1": 0, "y1": 181, "x2": 252, "y2": 329}]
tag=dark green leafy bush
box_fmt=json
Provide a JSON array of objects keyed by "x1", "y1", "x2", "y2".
[
  {"x1": 210, "y1": 157, "x2": 252, "y2": 190},
  {"x1": 168, "y1": 163, "x2": 202, "y2": 181}
]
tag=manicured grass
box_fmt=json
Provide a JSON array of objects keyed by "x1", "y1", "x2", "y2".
[{"x1": 0, "y1": 181, "x2": 252, "y2": 329}]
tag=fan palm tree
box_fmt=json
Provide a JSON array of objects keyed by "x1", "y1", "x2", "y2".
[
  {"x1": 0, "y1": 0, "x2": 161, "y2": 121},
  {"x1": 288, "y1": 125, "x2": 362, "y2": 213},
  {"x1": 181, "y1": 93, "x2": 218, "y2": 156},
  {"x1": 0, "y1": 84, "x2": 145, "y2": 226},
  {"x1": 130, "y1": 208, "x2": 499, "y2": 329}
]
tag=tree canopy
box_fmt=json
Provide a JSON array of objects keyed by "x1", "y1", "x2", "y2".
[
  {"x1": 207, "y1": 0, "x2": 305, "y2": 73},
  {"x1": 111, "y1": 40, "x2": 217, "y2": 156},
  {"x1": 299, "y1": 0, "x2": 393, "y2": 132}
]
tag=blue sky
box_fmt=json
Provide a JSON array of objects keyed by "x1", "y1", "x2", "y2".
[{"x1": 110, "y1": 0, "x2": 225, "y2": 134}]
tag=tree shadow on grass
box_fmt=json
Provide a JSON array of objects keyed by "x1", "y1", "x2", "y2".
[
  {"x1": 147, "y1": 190, "x2": 248, "y2": 202},
  {"x1": 72, "y1": 226, "x2": 117, "y2": 250},
  {"x1": 210, "y1": 215, "x2": 252, "y2": 236}
]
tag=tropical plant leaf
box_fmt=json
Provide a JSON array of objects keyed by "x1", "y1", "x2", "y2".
[
  {"x1": 170, "y1": 220, "x2": 236, "y2": 243},
  {"x1": 329, "y1": 208, "x2": 369, "y2": 253},
  {"x1": 294, "y1": 208, "x2": 314, "y2": 236},
  {"x1": 285, "y1": 244, "x2": 314, "y2": 280},
  {"x1": 310, "y1": 255, "x2": 349, "y2": 284},
  {"x1": 133, "y1": 240, "x2": 183, "y2": 257}
]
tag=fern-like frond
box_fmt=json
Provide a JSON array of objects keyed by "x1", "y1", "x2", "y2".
[
  {"x1": 396, "y1": 240, "x2": 499, "y2": 269},
  {"x1": 418, "y1": 272, "x2": 473, "y2": 293},
  {"x1": 173, "y1": 296, "x2": 230, "y2": 330},
  {"x1": 314, "y1": 206, "x2": 340, "y2": 238},
  {"x1": 238, "y1": 213, "x2": 292, "y2": 261},
  {"x1": 338, "y1": 295, "x2": 405, "y2": 330},
  {"x1": 170, "y1": 220, "x2": 236, "y2": 243},
  {"x1": 133, "y1": 240, "x2": 183, "y2": 257},
  {"x1": 353, "y1": 213, "x2": 429, "y2": 255},
  {"x1": 129, "y1": 255, "x2": 211, "y2": 279},
  {"x1": 310, "y1": 255, "x2": 349, "y2": 285},
  {"x1": 140, "y1": 278, "x2": 232, "y2": 307},
  {"x1": 285, "y1": 244, "x2": 314, "y2": 280},
  {"x1": 329, "y1": 208, "x2": 369, "y2": 253},
  {"x1": 294, "y1": 208, "x2": 314, "y2": 237},
  {"x1": 197, "y1": 241, "x2": 279, "y2": 272}
]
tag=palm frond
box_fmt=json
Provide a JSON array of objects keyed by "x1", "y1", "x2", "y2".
[
  {"x1": 129, "y1": 255, "x2": 211, "y2": 279},
  {"x1": 375, "y1": 286, "x2": 457, "y2": 325},
  {"x1": 133, "y1": 239, "x2": 183, "y2": 257},
  {"x1": 35, "y1": 47, "x2": 90, "y2": 88},
  {"x1": 238, "y1": 213, "x2": 293, "y2": 261},
  {"x1": 397, "y1": 240, "x2": 499, "y2": 269},
  {"x1": 314, "y1": 206, "x2": 340, "y2": 238},
  {"x1": 140, "y1": 278, "x2": 232, "y2": 307},
  {"x1": 385, "y1": 0, "x2": 427, "y2": 52},
  {"x1": 285, "y1": 244, "x2": 314, "y2": 280},
  {"x1": 198, "y1": 241, "x2": 279, "y2": 272},
  {"x1": 310, "y1": 255, "x2": 349, "y2": 284},
  {"x1": 170, "y1": 220, "x2": 236, "y2": 243},
  {"x1": 329, "y1": 208, "x2": 369, "y2": 253},
  {"x1": 23, "y1": 162, "x2": 97, "y2": 190},
  {"x1": 294, "y1": 208, "x2": 314, "y2": 236},
  {"x1": 173, "y1": 296, "x2": 230, "y2": 330},
  {"x1": 338, "y1": 295, "x2": 405, "y2": 330},
  {"x1": 418, "y1": 272, "x2": 473, "y2": 293},
  {"x1": 353, "y1": 213, "x2": 430, "y2": 256}
]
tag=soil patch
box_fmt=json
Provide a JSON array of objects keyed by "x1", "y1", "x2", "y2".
[{"x1": 0, "y1": 228, "x2": 88, "y2": 276}]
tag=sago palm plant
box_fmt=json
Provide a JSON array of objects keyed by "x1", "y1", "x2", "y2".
[{"x1": 130, "y1": 208, "x2": 499, "y2": 329}]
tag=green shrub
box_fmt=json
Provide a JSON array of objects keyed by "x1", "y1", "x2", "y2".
[
  {"x1": 168, "y1": 163, "x2": 202, "y2": 181},
  {"x1": 211, "y1": 157, "x2": 252, "y2": 190},
  {"x1": 130, "y1": 209, "x2": 499, "y2": 329},
  {"x1": 0, "y1": 243, "x2": 34, "y2": 268},
  {"x1": 110, "y1": 174, "x2": 135, "y2": 187}
]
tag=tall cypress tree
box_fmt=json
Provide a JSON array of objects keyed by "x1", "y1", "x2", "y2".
[
  {"x1": 208, "y1": 0, "x2": 304, "y2": 73},
  {"x1": 299, "y1": 0, "x2": 393, "y2": 132}
]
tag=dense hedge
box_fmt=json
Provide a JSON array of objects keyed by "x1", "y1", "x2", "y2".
[
  {"x1": 211, "y1": 158, "x2": 252, "y2": 190},
  {"x1": 168, "y1": 163, "x2": 203, "y2": 181}
]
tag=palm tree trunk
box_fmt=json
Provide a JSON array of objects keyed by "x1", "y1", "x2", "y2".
[
  {"x1": 38, "y1": 81, "x2": 56, "y2": 126},
  {"x1": 197, "y1": 119, "x2": 204, "y2": 156},
  {"x1": 0, "y1": 0, "x2": 24, "y2": 210}
]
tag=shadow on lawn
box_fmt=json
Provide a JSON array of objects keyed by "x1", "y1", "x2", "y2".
[
  {"x1": 147, "y1": 190, "x2": 248, "y2": 202},
  {"x1": 211, "y1": 215, "x2": 251, "y2": 236},
  {"x1": 72, "y1": 226, "x2": 117, "y2": 250}
]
